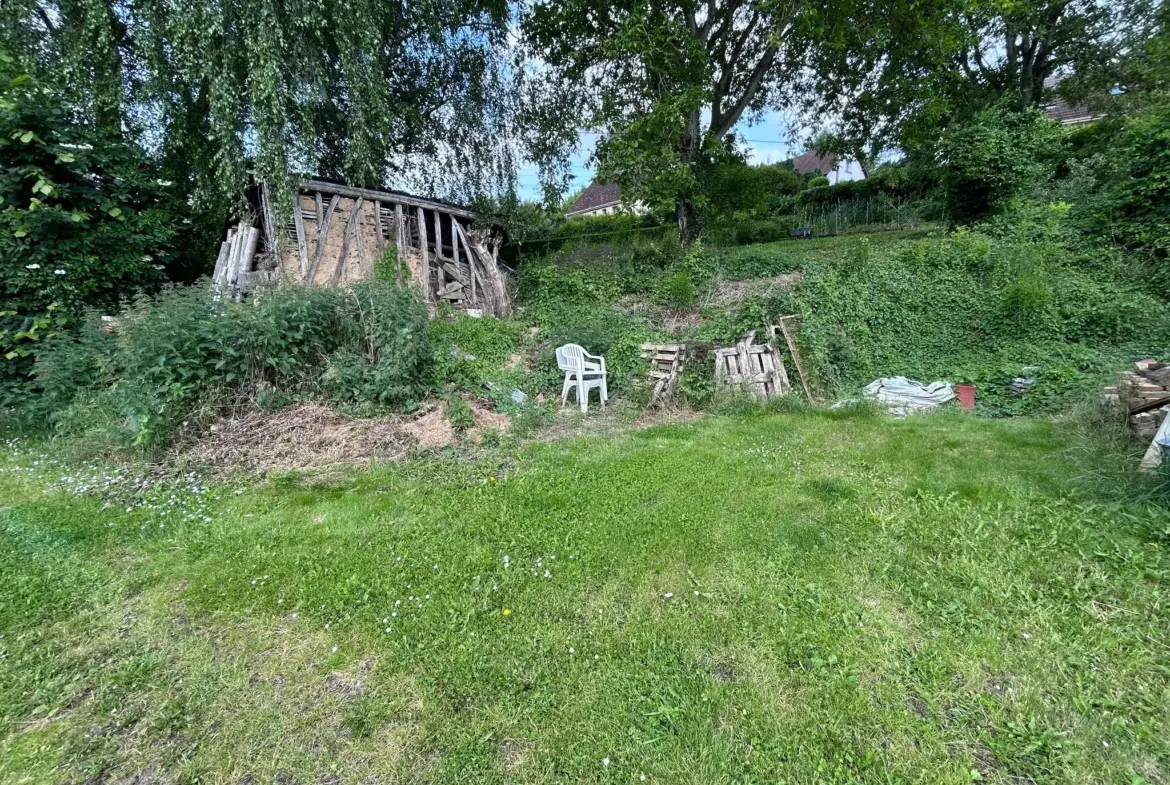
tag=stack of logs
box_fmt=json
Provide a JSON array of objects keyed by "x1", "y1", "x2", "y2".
[
  {"x1": 211, "y1": 221, "x2": 262, "y2": 296},
  {"x1": 1103, "y1": 358, "x2": 1170, "y2": 439}
]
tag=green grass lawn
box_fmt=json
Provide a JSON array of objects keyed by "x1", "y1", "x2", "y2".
[{"x1": 2, "y1": 410, "x2": 1168, "y2": 785}]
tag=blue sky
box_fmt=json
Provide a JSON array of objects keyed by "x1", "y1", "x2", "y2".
[{"x1": 514, "y1": 110, "x2": 801, "y2": 201}]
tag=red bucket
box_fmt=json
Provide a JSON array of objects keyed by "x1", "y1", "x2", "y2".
[{"x1": 957, "y1": 383, "x2": 976, "y2": 411}]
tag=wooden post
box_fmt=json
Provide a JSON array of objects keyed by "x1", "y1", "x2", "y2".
[
  {"x1": 417, "y1": 206, "x2": 430, "y2": 303},
  {"x1": 308, "y1": 194, "x2": 340, "y2": 283},
  {"x1": 778, "y1": 316, "x2": 813, "y2": 402},
  {"x1": 332, "y1": 198, "x2": 362, "y2": 286},
  {"x1": 260, "y1": 181, "x2": 280, "y2": 256},
  {"x1": 394, "y1": 203, "x2": 405, "y2": 284},
  {"x1": 237, "y1": 226, "x2": 260, "y2": 297},
  {"x1": 374, "y1": 200, "x2": 385, "y2": 254},
  {"x1": 454, "y1": 220, "x2": 476, "y2": 303},
  {"x1": 292, "y1": 192, "x2": 310, "y2": 278},
  {"x1": 355, "y1": 200, "x2": 368, "y2": 277},
  {"x1": 434, "y1": 210, "x2": 447, "y2": 289},
  {"x1": 212, "y1": 235, "x2": 231, "y2": 286}
]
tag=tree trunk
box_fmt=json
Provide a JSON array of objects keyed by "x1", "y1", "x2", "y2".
[
  {"x1": 676, "y1": 198, "x2": 697, "y2": 242},
  {"x1": 675, "y1": 109, "x2": 702, "y2": 242}
]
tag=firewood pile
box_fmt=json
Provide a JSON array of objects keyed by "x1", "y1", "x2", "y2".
[{"x1": 1103, "y1": 358, "x2": 1170, "y2": 438}]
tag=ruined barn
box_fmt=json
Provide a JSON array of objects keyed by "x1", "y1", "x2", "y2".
[{"x1": 212, "y1": 179, "x2": 510, "y2": 316}]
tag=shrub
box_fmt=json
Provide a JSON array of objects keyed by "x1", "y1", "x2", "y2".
[
  {"x1": 444, "y1": 395, "x2": 476, "y2": 432},
  {"x1": 657, "y1": 271, "x2": 696, "y2": 310},
  {"x1": 937, "y1": 104, "x2": 1063, "y2": 221},
  {"x1": 0, "y1": 61, "x2": 185, "y2": 396},
  {"x1": 28, "y1": 281, "x2": 431, "y2": 448},
  {"x1": 321, "y1": 281, "x2": 431, "y2": 408}
]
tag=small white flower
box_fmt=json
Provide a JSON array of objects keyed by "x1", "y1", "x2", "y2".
[
  {"x1": 694, "y1": 591, "x2": 699, "y2": 596},
  {"x1": 325, "y1": 623, "x2": 331, "y2": 629},
  {"x1": 331, "y1": 646, "x2": 338, "y2": 653},
  {"x1": 425, "y1": 594, "x2": 431, "y2": 600},
  {"x1": 568, "y1": 647, "x2": 574, "y2": 654},
  {"x1": 602, "y1": 758, "x2": 610, "y2": 767},
  {"x1": 384, "y1": 617, "x2": 389, "y2": 623},
  {"x1": 543, "y1": 569, "x2": 551, "y2": 578},
  {"x1": 54, "y1": 269, "x2": 66, "y2": 275},
  {"x1": 277, "y1": 599, "x2": 283, "y2": 604},
  {"x1": 663, "y1": 592, "x2": 673, "y2": 599},
  {"x1": 385, "y1": 627, "x2": 391, "y2": 633},
  {"x1": 25, "y1": 264, "x2": 41, "y2": 270},
  {"x1": 433, "y1": 564, "x2": 439, "y2": 570},
  {"x1": 1022, "y1": 632, "x2": 1032, "y2": 640},
  {"x1": 641, "y1": 776, "x2": 646, "y2": 782}
]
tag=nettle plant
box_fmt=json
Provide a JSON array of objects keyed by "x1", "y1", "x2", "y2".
[{"x1": 0, "y1": 58, "x2": 182, "y2": 395}]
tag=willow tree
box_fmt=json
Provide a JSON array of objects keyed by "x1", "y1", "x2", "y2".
[
  {"x1": 522, "y1": 0, "x2": 815, "y2": 237},
  {"x1": 1, "y1": 0, "x2": 518, "y2": 215}
]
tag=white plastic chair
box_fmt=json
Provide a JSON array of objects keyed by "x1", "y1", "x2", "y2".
[{"x1": 556, "y1": 344, "x2": 608, "y2": 412}]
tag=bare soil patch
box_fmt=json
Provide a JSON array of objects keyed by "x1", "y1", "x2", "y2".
[{"x1": 180, "y1": 400, "x2": 506, "y2": 475}]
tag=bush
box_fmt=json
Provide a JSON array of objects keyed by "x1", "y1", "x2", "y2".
[
  {"x1": 28, "y1": 281, "x2": 430, "y2": 448},
  {"x1": 321, "y1": 281, "x2": 431, "y2": 408},
  {"x1": 1, "y1": 64, "x2": 187, "y2": 399},
  {"x1": 937, "y1": 105, "x2": 1063, "y2": 221}
]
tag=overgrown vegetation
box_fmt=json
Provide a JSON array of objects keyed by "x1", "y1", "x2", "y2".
[{"x1": 27, "y1": 282, "x2": 431, "y2": 448}]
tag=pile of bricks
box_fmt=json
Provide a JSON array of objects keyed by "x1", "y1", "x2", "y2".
[{"x1": 1103, "y1": 359, "x2": 1170, "y2": 438}]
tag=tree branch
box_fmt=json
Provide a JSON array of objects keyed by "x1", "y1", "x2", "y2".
[{"x1": 710, "y1": 41, "x2": 777, "y2": 139}]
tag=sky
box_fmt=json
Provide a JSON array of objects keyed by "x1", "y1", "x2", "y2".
[{"x1": 513, "y1": 109, "x2": 801, "y2": 201}]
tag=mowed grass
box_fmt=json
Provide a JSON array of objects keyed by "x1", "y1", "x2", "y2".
[{"x1": 1, "y1": 410, "x2": 1169, "y2": 785}]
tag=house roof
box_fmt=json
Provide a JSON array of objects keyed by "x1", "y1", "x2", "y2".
[
  {"x1": 566, "y1": 182, "x2": 621, "y2": 216},
  {"x1": 1042, "y1": 76, "x2": 1099, "y2": 125},
  {"x1": 791, "y1": 150, "x2": 838, "y2": 175}
]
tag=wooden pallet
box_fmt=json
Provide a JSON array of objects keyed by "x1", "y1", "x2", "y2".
[
  {"x1": 640, "y1": 343, "x2": 686, "y2": 406},
  {"x1": 714, "y1": 331, "x2": 790, "y2": 400}
]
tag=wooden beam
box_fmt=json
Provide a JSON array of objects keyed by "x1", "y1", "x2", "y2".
[
  {"x1": 778, "y1": 316, "x2": 813, "y2": 402},
  {"x1": 237, "y1": 226, "x2": 260, "y2": 296},
  {"x1": 260, "y1": 181, "x2": 280, "y2": 256},
  {"x1": 417, "y1": 206, "x2": 430, "y2": 303},
  {"x1": 355, "y1": 200, "x2": 368, "y2": 277},
  {"x1": 434, "y1": 210, "x2": 447, "y2": 289},
  {"x1": 211, "y1": 236, "x2": 231, "y2": 286},
  {"x1": 291, "y1": 192, "x2": 310, "y2": 278},
  {"x1": 332, "y1": 198, "x2": 363, "y2": 287},
  {"x1": 394, "y1": 203, "x2": 405, "y2": 285},
  {"x1": 298, "y1": 179, "x2": 474, "y2": 219},
  {"x1": 307, "y1": 194, "x2": 340, "y2": 283},
  {"x1": 452, "y1": 220, "x2": 477, "y2": 303},
  {"x1": 374, "y1": 200, "x2": 385, "y2": 253}
]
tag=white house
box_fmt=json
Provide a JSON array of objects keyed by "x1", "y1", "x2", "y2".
[{"x1": 790, "y1": 150, "x2": 865, "y2": 184}]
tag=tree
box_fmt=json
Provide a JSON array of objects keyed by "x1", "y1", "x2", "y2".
[
  {"x1": 937, "y1": 103, "x2": 1062, "y2": 221},
  {"x1": 796, "y1": 0, "x2": 1132, "y2": 166},
  {"x1": 523, "y1": 0, "x2": 815, "y2": 238},
  {"x1": 0, "y1": 0, "x2": 519, "y2": 216},
  {"x1": 0, "y1": 57, "x2": 181, "y2": 393}
]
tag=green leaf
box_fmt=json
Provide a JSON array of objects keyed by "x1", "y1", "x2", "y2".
[
  {"x1": 107, "y1": 206, "x2": 123, "y2": 218},
  {"x1": 19, "y1": 130, "x2": 33, "y2": 143}
]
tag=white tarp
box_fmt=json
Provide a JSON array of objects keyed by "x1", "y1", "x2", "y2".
[{"x1": 862, "y1": 376, "x2": 955, "y2": 417}]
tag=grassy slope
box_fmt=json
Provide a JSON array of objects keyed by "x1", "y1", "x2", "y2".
[{"x1": 1, "y1": 411, "x2": 1169, "y2": 785}]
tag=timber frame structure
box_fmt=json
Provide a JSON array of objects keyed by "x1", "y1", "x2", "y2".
[{"x1": 212, "y1": 179, "x2": 510, "y2": 316}]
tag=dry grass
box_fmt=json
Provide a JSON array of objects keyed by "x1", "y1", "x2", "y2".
[{"x1": 179, "y1": 400, "x2": 510, "y2": 475}]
